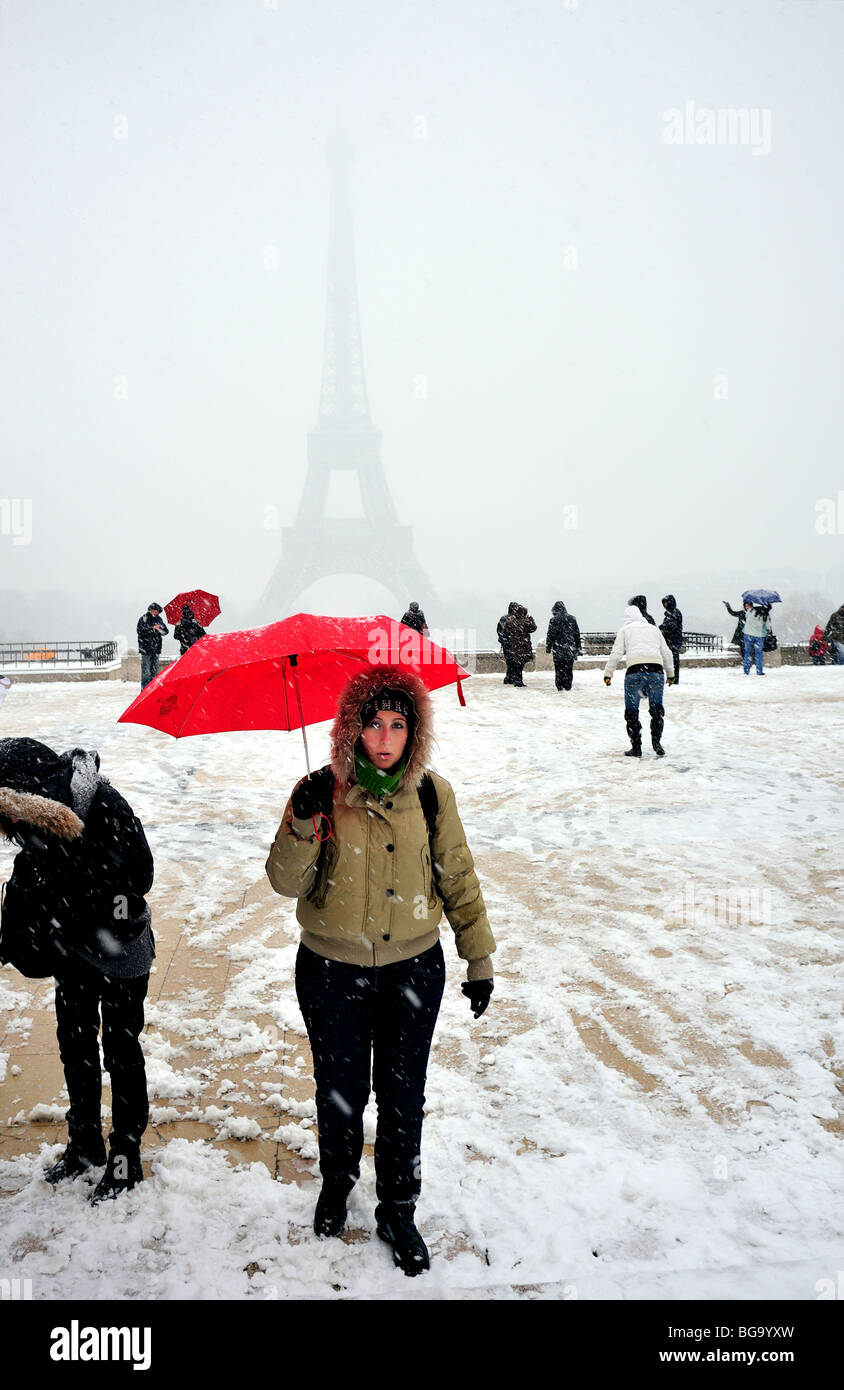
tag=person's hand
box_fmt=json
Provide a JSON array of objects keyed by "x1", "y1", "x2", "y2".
[
  {"x1": 291, "y1": 773, "x2": 328, "y2": 821},
  {"x1": 461, "y1": 980, "x2": 493, "y2": 1019},
  {"x1": 603, "y1": 675, "x2": 612, "y2": 687},
  {"x1": 667, "y1": 676, "x2": 676, "y2": 686}
]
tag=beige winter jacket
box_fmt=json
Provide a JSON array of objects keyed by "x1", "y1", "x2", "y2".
[{"x1": 265, "y1": 666, "x2": 495, "y2": 979}]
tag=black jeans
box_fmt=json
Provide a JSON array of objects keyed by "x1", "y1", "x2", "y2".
[
  {"x1": 295, "y1": 941, "x2": 445, "y2": 1207},
  {"x1": 552, "y1": 654, "x2": 574, "y2": 690},
  {"x1": 54, "y1": 960, "x2": 149, "y2": 1157}
]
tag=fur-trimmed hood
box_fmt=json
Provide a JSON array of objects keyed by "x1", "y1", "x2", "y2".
[
  {"x1": 0, "y1": 787, "x2": 84, "y2": 840},
  {"x1": 329, "y1": 665, "x2": 434, "y2": 791},
  {"x1": 0, "y1": 738, "x2": 99, "y2": 841}
]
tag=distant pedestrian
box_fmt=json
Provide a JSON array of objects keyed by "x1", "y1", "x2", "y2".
[
  {"x1": 724, "y1": 600, "x2": 749, "y2": 650},
  {"x1": 822, "y1": 603, "x2": 844, "y2": 665},
  {"x1": 497, "y1": 602, "x2": 517, "y2": 682},
  {"x1": 628, "y1": 595, "x2": 656, "y2": 626},
  {"x1": 742, "y1": 604, "x2": 770, "y2": 676},
  {"x1": 545, "y1": 601, "x2": 581, "y2": 691},
  {"x1": 0, "y1": 675, "x2": 10, "y2": 710},
  {"x1": 604, "y1": 605, "x2": 675, "y2": 757},
  {"x1": 499, "y1": 603, "x2": 536, "y2": 687},
  {"x1": 659, "y1": 595, "x2": 684, "y2": 685},
  {"x1": 136, "y1": 603, "x2": 169, "y2": 688},
  {"x1": 173, "y1": 604, "x2": 206, "y2": 657},
  {"x1": 809, "y1": 626, "x2": 830, "y2": 666},
  {"x1": 400, "y1": 602, "x2": 429, "y2": 637}
]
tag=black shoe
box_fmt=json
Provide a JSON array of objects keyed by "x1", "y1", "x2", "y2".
[
  {"x1": 44, "y1": 1141, "x2": 106, "y2": 1187},
  {"x1": 375, "y1": 1204, "x2": 430, "y2": 1277},
  {"x1": 624, "y1": 747, "x2": 642, "y2": 757},
  {"x1": 653, "y1": 742, "x2": 665, "y2": 756},
  {"x1": 90, "y1": 1149, "x2": 143, "y2": 1205},
  {"x1": 314, "y1": 1184, "x2": 349, "y2": 1238}
]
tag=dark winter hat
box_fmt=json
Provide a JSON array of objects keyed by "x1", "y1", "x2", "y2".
[
  {"x1": 359, "y1": 686, "x2": 417, "y2": 734},
  {"x1": 408, "y1": 601, "x2": 419, "y2": 612},
  {"x1": 629, "y1": 595, "x2": 649, "y2": 614},
  {"x1": 662, "y1": 594, "x2": 676, "y2": 609},
  {"x1": 0, "y1": 738, "x2": 66, "y2": 798},
  {"x1": 148, "y1": 602, "x2": 163, "y2": 613},
  {"x1": 181, "y1": 604, "x2": 194, "y2": 618}
]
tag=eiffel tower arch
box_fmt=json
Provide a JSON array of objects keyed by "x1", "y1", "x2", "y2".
[{"x1": 260, "y1": 129, "x2": 436, "y2": 621}]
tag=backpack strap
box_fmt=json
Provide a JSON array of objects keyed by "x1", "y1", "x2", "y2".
[{"x1": 417, "y1": 772, "x2": 439, "y2": 841}]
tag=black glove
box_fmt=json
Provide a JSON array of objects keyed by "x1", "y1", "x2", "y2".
[
  {"x1": 291, "y1": 773, "x2": 327, "y2": 821},
  {"x1": 461, "y1": 980, "x2": 493, "y2": 1019}
]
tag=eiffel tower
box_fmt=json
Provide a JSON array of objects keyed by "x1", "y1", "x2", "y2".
[{"x1": 260, "y1": 128, "x2": 436, "y2": 621}]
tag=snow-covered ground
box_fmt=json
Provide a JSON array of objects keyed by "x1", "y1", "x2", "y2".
[{"x1": 1, "y1": 666, "x2": 842, "y2": 1300}]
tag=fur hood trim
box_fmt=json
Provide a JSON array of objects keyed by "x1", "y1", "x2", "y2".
[
  {"x1": 330, "y1": 665, "x2": 434, "y2": 791},
  {"x1": 0, "y1": 787, "x2": 85, "y2": 840}
]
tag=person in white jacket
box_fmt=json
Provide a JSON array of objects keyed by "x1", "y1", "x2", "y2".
[{"x1": 603, "y1": 605, "x2": 676, "y2": 757}]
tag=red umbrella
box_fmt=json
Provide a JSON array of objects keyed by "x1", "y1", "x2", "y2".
[
  {"x1": 118, "y1": 614, "x2": 469, "y2": 767},
  {"x1": 164, "y1": 589, "x2": 221, "y2": 627}
]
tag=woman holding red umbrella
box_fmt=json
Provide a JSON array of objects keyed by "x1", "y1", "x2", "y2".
[{"x1": 266, "y1": 664, "x2": 496, "y2": 1277}]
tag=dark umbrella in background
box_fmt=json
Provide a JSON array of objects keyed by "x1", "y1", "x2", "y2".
[
  {"x1": 741, "y1": 589, "x2": 782, "y2": 606},
  {"x1": 164, "y1": 590, "x2": 221, "y2": 628}
]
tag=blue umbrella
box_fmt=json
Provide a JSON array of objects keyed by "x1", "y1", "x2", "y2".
[{"x1": 742, "y1": 589, "x2": 781, "y2": 605}]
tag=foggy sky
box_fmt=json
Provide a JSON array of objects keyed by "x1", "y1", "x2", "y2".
[{"x1": 2, "y1": 0, "x2": 844, "y2": 634}]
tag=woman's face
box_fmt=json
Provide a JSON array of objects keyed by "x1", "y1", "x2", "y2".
[{"x1": 360, "y1": 714, "x2": 409, "y2": 771}]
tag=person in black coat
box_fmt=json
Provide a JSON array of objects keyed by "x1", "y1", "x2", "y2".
[
  {"x1": 400, "y1": 601, "x2": 429, "y2": 636},
  {"x1": 498, "y1": 603, "x2": 536, "y2": 686},
  {"x1": 0, "y1": 738, "x2": 154, "y2": 1203},
  {"x1": 659, "y1": 594, "x2": 684, "y2": 685},
  {"x1": 724, "y1": 599, "x2": 750, "y2": 650},
  {"x1": 136, "y1": 602, "x2": 169, "y2": 687},
  {"x1": 628, "y1": 595, "x2": 656, "y2": 625},
  {"x1": 173, "y1": 604, "x2": 206, "y2": 657},
  {"x1": 545, "y1": 601, "x2": 582, "y2": 691}
]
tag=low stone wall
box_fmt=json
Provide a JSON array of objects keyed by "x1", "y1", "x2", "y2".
[{"x1": 457, "y1": 646, "x2": 811, "y2": 673}]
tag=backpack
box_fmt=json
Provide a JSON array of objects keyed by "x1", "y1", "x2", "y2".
[{"x1": 304, "y1": 766, "x2": 440, "y2": 899}]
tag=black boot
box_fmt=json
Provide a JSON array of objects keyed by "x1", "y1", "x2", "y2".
[
  {"x1": 313, "y1": 1182, "x2": 350, "y2": 1238},
  {"x1": 44, "y1": 1137, "x2": 107, "y2": 1187},
  {"x1": 624, "y1": 711, "x2": 642, "y2": 757},
  {"x1": 650, "y1": 703, "x2": 665, "y2": 756},
  {"x1": 375, "y1": 1202, "x2": 430, "y2": 1277},
  {"x1": 90, "y1": 1148, "x2": 143, "y2": 1205}
]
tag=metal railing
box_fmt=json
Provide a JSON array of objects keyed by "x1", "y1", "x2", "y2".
[
  {"x1": 0, "y1": 640, "x2": 118, "y2": 668},
  {"x1": 580, "y1": 631, "x2": 723, "y2": 653}
]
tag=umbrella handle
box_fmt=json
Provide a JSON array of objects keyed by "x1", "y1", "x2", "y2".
[{"x1": 288, "y1": 655, "x2": 311, "y2": 775}]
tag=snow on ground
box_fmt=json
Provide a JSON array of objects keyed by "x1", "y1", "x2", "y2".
[{"x1": 0, "y1": 666, "x2": 842, "y2": 1299}]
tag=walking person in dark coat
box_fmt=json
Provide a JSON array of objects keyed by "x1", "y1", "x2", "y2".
[
  {"x1": 659, "y1": 595, "x2": 684, "y2": 685},
  {"x1": 629, "y1": 595, "x2": 656, "y2": 625},
  {"x1": 136, "y1": 602, "x2": 169, "y2": 687},
  {"x1": 173, "y1": 604, "x2": 206, "y2": 657},
  {"x1": 400, "y1": 602, "x2": 429, "y2": 637},
  {"x1": 545, "y1": 601, "x2": 582, "y2": 691},
  {"x1": 499, "y1": 603, "x2": 536, "y2": 687},
  {"x1": 0, "y1": 739, "x2": 154, "y2": 1202},
  {"x1": 497, "y1": 601, "x2": 518, "y2": 684}
]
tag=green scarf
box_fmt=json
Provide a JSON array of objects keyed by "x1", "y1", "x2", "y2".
[{"x1": 354, "y1": 749, "x2": 407, "y2": 798}]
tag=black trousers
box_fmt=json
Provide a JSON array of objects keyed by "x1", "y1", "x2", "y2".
[
  {"x1": 669, "y1": 648, "x2": 681, "y2": 683},
  {"x1": 54, "y1": 960, "x2": 149, "y2": 1157},
  {"x1": 295, "y1": 941, "x2": 445, "y2": 1207},
  {"x1": 552, "y1": 654, "x2": 574, "y2": 690},
  {"x1": 503, "y1": 655, "x2": 526, "y2": 685}
]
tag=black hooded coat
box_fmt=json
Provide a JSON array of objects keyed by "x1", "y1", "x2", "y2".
[
  {"x1": 0, "y1": 739, "x2": 154, "y2": 978},
  {"x1": 546, "y1": 602, "x2": 582, "y2": 658}
]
